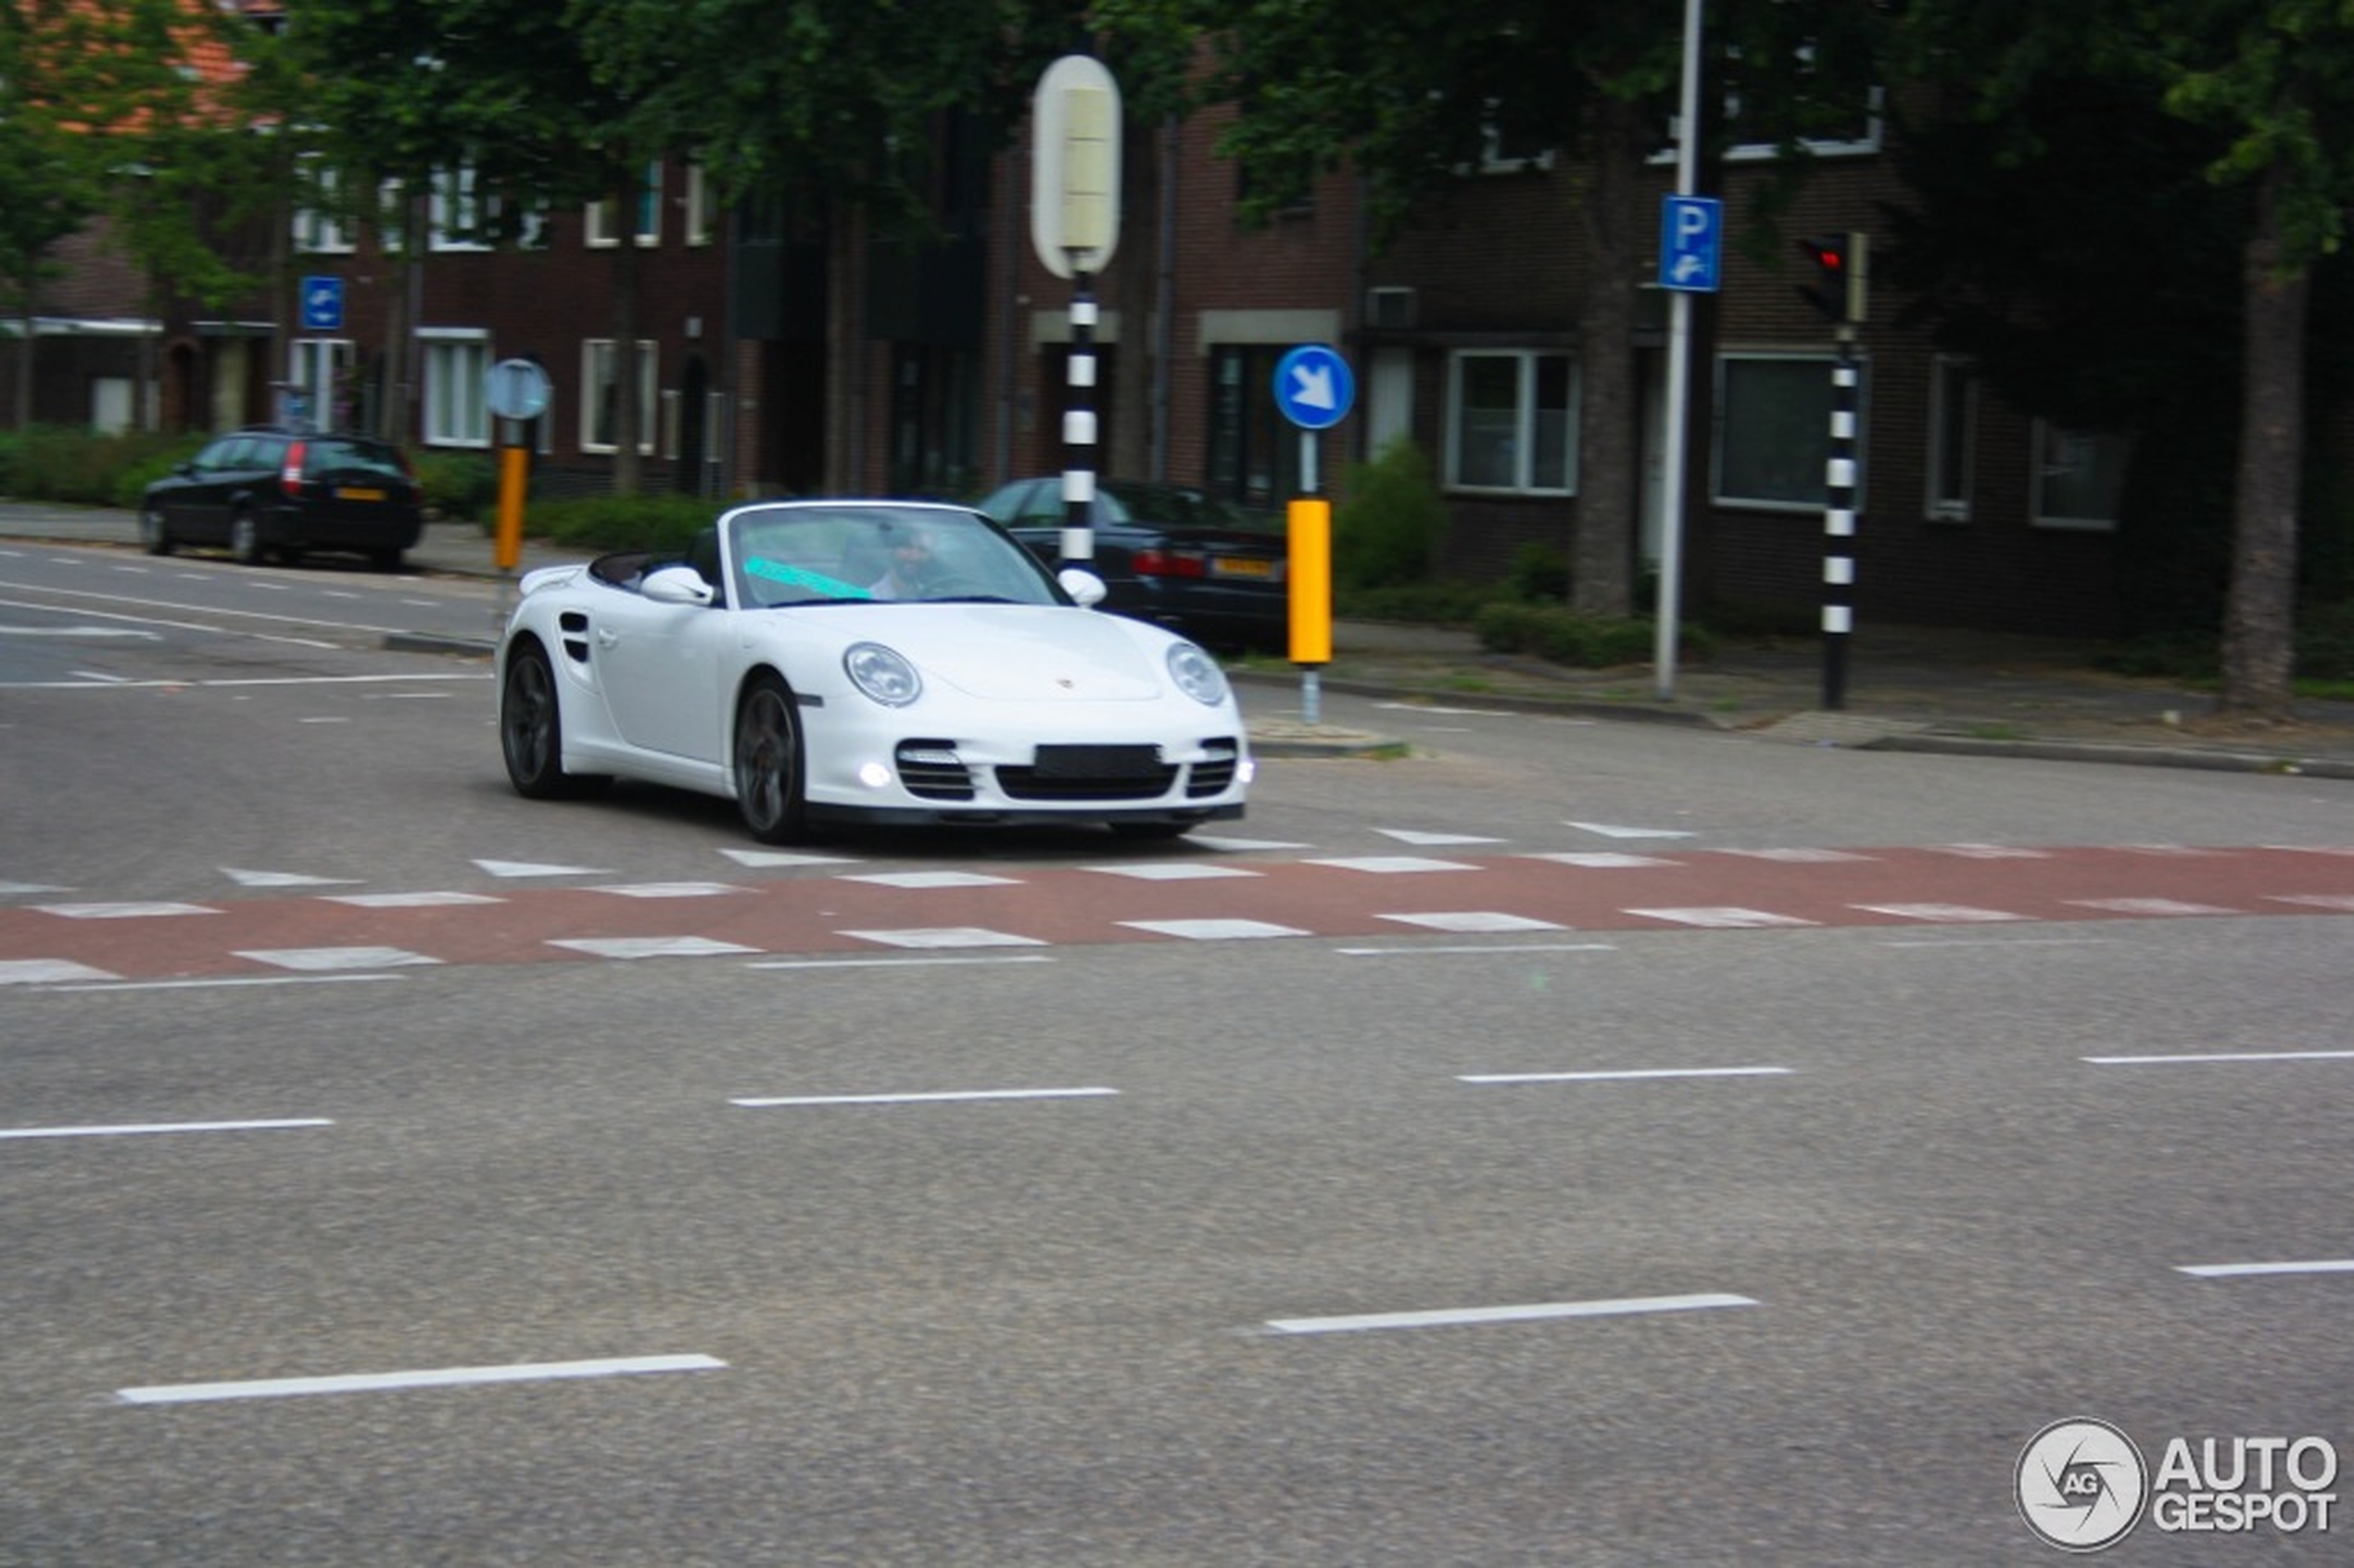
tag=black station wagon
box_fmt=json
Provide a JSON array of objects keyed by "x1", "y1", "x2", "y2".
[{"x1": 139, "y1": 426, "x2": 424, "y2": 570}]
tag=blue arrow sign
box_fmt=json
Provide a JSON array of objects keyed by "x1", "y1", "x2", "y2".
[
  {"x1": 1273, "y1": 344, "x2": 1354, "y2": 431},
  {"x1": 300, "y1": 275, "x2": 346, "y2": 332},
  {"x1": 1659, "y1": 196, "x2": 1723, "y2": 294}
]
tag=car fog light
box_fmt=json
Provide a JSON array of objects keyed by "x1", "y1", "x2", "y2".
[{"x1": 858, "y1": 761, "x2": 893, "y2": 789}]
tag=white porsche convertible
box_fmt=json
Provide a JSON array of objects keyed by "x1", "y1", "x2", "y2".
[{"x1": 495, "y1": 499, "x2": 1255, "y2": 841}]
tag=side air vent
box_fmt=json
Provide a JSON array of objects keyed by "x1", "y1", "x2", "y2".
[{"x1": 1366, "y1": 286, "x2": 1418, "y2": 332}]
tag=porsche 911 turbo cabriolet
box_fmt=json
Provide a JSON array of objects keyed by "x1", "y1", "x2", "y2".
[{"x1": 495, "y1": 499, "x2": 1255, "y2": 841}]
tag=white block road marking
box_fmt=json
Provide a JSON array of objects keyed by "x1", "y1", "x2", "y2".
[
  {"x1": 475, "y1": 858, "x2": 609, "y2": 879},
  {"x1": 1376, "y1": 828, "x2": 1507, "y2": 846},
  {"x1": 0, "y1": 1118, "x2": 332, "y2": 1141},
  {"x1": 1120, "y1": 918, "x2": 1308, "y2": 941},
  {"x1": 719, "y1": 848, "x2": 861, "y2": 867},
  {"x1": 1379, "y1": 911, "x2": 1566, "y2": 933},
  {"x1": 0, "y1": 959, "x2": 120, "y2": 985},
  {"x1": 1337, "y1": 942, "x2": 1614, "y2": 957},
  {"x1": 1306, "y1": 855, "x2": 1477, "y2": 874},
  {"x1": 1625, "y1": 907, "x2": 1816, "y2": 929},
  {"x1": 732, "y1": 1087, "x2": 1118, "y2": 1108},
  {"x1": 1853, "y1": 903, "x2": 2030, "y2": 923},
  {"x1": 2263, "y1": 843, "x2": 2354, "y2": 856},
  {"x1": 2084, "y1": 1049, "x2": 2354, "y2": 1067},
  {"x1": 1190, "y1": 835, "x2": 1312, "y2": 852},
  {"x1": 34, "y1": 902, "x2": 217, "y2": 919},
  {"x1": 1461, "y1": 1067, "x2": 1791, "y2": 1084},
  {"x1": 1716, "y1": 847, "x2": 1874, "y2": 864},
  {"x1": 588, "y1": 881, "x2": 748, "y2": 899},
  {"x1": 1080, "y1": 862, "x2": 1262, "y2": 880},
  {"x1": 1525, "y1": 852, "x2": 1680, "y2": 868},
  {"x1": 747, "y1": 955, "x2": 1055, "y2": 970},
  {"x1": 118, "y1": 1353, "x2": 727, "y2": 1406},
  {"x1": 297, "y1": 716, "x2": 350, "y2": 725},
  {"x1": 1924, "y1": 843, "x2": 2051, "y2": 859},
  {"x1": 2269, "y1": 893, "x2": 2354, "y2": 912},
  {"x1": 842, "y1": 870, "x2": 1020, "y2": 889},
  {"x1": 548, "y1": 936, "x2": 763, "y2": 960},
  {"x1": 1265, "y1": 1293, "x2": 1756, "y2": 1336},
  {"x1": 838, "y1": 927, "x2": 1046, "y2": 949},
  {"x1": 324, "y1": 891, "x2": 504, "y2": 909},
  {"x1": 1565, "y1": 821, "x2": 1696, "y2": 840},
  {"x1": 2177, "y1": 1259, "x2": 2354, "y2": 1280},
  {"x1": 223, "y1": 867, "x2": 361, "y2": 888},
  {"x1": 2116, "y1": 843, "x2": 2219, "y2": 856},
  {"x1": 237, "y1": 947, "x2": 442, "y2": 972},
  {"x1": 2067, "y1": 898, "x2": 2237, "y2": 917}
]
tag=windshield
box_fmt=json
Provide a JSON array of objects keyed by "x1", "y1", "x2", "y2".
[{"x1": 724, "y1": 504, "x2": 1069, "y2": 609}]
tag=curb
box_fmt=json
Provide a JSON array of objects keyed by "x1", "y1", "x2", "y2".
[{"x1": 1873, "y1": 730, "x2": 2354, "y2": 780}]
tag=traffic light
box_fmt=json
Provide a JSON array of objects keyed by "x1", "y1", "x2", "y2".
[{"x1": 1796, "y1": 231, "x2": 1868, "y2": 325}]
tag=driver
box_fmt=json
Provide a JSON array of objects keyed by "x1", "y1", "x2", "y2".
[{"x1": 868, "y1": 526, "x2": 935, "y2": 601}]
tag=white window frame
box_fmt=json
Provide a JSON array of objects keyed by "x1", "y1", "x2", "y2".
[
  {"x1": 581, "y1": 339, "x2": 658, "y2": 455},
  {"x1": 430, "y1": 164, "x2": 490, "y2": 252},
  {"x1": 1443, "y1": 348, "x2": 1577, "y2": 496},
  {"x1": 293, "y1": 162, "x2": 352, "y2": 254},
  {"x1": 420, "y1": 330, "x2": 492, "y2": 449},
  {"x1": 286, "y1": 338, "x2": 354, "y2": 431},
  {"x1": 1713, "y1": 350, "x2": 1866, "y2": 512},
  {"x1": 683, "y1": 161, "x2": 715, "y2": 247},
  {"x1": 1926, "y1": 355, "x2": 1977, "y2": 523},
  {"x1": 2031, "y1": 423, "x2": 2129, "y2": 532},
  {"x1": 588, "y1": 161, "x2": 663, "y2": 248}
]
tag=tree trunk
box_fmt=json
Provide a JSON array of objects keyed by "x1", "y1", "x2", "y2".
[
  {"x1": 610, "y1": 174, "x2": 645, "y2": 497},
  {"x1": 2217, "y1": 164, "x2": 2306, "y2": 721},
  {"x1": 1570, "y1": 94, "x2": 1643, "y2": 618}
]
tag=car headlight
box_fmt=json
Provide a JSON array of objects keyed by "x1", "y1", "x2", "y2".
[
  {"x1": 1166, "y1": 641, "x2": 1228, "y2": 706},
  {"x1": 844, "y1": 641, "x2": 922, "y2": 707}
]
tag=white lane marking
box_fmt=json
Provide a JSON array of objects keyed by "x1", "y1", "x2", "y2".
[
  {"x1": 297, "y1": 716, "x2": 350, "y2": 725},
  {"x1": 1879, "y1": 936, "x2": 2117, "y2": 949},
  {"x1": 475, "y1": 858, "x2": 608, "y2": 879},
  {"x1": 837, "y1": 927, "x2": 1045, "y2": 949},
  {"x1": 1079, "y1": 862, "x2": 1261, "y2": 880},
  {"x1": 1853, "y1": 903, "x2": 2030, "y2": 923},
  {"x1": 1565, "y1": 821, "x2": 1696, "y2": 841},
  {"x1": 1924, "y1": 843, "x2": 2052, "y2": 859},
  {"x1": 323, "y1": 891, "x2": 503, "y2": 909},
  {"x1": 33, "y1": 902, "x2": 218, "y2": 919},
  {"x1": 842, "y1": 870, "x2": 1020, "y2": 889},
  {"x1": 732, "y1": 1086, "x2": 1119, "y2": 1108},
  {"x1": 1119, "y1": 917, "x2": 1308, "y2": 941},
  {"x1": 719, "y1": 848, "x2": 862, "y2": 867},
  {"x1": 2270, "y1": 894, "x2": 2354, "y2": 912},
  {"x1": 548, "y1": 936, "x2": 763, "y2": 960},
  {"x1": 2264, "y1": 843, "x2": 2354, "y2": 855},
  {"x1": 0, "y1": 880, "x2": 73, "y2": 895},
  {"x1": 223, "y1": 867, "x2": 361, "y2": 889},
  {"x1": 0, "y1": 625, "x2": 161, "y2": 639},
  {"x1": 1336, "y1": 942, "x2": 1614, "y2": 957},
  {"x1": 1190, "y1": 835, "x2": 1312, "y2": 851},
  {"x1": 1461, "y1": 1066, "x2": 1792, "y2": 1085},
  {"x1": 1378, "y1": 911, "x2": 1565, "y2": 933},
  {"x1": 746, "y1": 955, "x2": 1055, "y2": 970},
  {"x1": 1264, "y1": 1293, "x2": 1756, "y2": 1336},
  {"x1": 1524, "y1": 852, "x2": 1679, "y2": 868},
  {"x1": 2084, "y1": 1049, "x2": 2354, "y2": 1067},
  {"x1": 589, "y1": 881, "x2": 748, "y2": 899},
  {"x1": 0, "y1": 1118, "x2": 332, "y2": 1141},
  {"x1": 2177, "y1": 1260, "x2": 2354, "y2": 1280},
  {"x1": 0, "y1": 959, "x2": 120, "y2": 985},
  {"x1": 1306, "y1": 855, "x2": 1477, "y2": 874},
  {"x1": 2067, "y1": 898, "x2": 2238, "y2": 917},
  {"x1": 1376, "y1": 828, "x2": 1507, "y2": 845},
  {"x1": 237, "y1": 947, "x2": 442, "y2": 972},
  {"x1": 1716, "y1": 847, "x2": 1874, "y2": 864},
  {"x1": 2117, "y1": 843, "x2": 2219, "y2": 856},
  {"x1": 57, "y1": 974, "x2": 405, "y2": 993},
  {"x1": 118, "y1": 1353, "x2": 727, "y2": 1406},
  {"x1": 0, "y1": 673, "x2": 485, "y2": 691},
  {"x1": 1625, "y1": 907, "x2": 1816, "y2": 929}
]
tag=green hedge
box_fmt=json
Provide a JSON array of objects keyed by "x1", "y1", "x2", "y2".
[{"x1": 1473, "y1": 602, "x2": 1712, "y2": 668}]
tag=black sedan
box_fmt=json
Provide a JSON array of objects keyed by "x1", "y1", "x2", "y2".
[
  {"x1": 140, "y1": 425, "x2": 424, "y2": 570},
  {"x1": 975, "y1": 478, "x2": 1288, "y2": 651}
]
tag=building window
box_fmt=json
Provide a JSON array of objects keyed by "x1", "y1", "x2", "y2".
[
  {"x1": 293, "y1": 163, "x2": 351, "y2": 254},
  {"x1": 1927, "y1": 356, "x2": 1976, "y2": 522},
  {"x1": 430, "y1": 165, "x2": 489, "y2": 251},
  {"x1": 581, "y1": 339, "x2": 657, "y2": 454},
  {"x1": 588, "y1": 161, "x2": 663, "y2": 247},
  {"x1": 421, "y1": 333, "x2": 491, "y2": 448},
  {"x1": 286, "y1": 338, "x2": 354, "y2": 430},
  {"x1": 1206, "y1": 345, "x2": 1297, "y2": 506},
  {"x1": 1445, "y1": 349, "x2": 1576, "y2": 495},
  {"x1": 2032, "y1": 424, "x2": 2129, "y2": 531},
  {"x1": 683, "y1": 161, "x2": 715, "y2": 247},
  {"x1": 1715, "y1": 352, "x2": 1856, "y2": 510}
]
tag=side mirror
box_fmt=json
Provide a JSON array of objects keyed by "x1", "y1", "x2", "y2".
[
  {"x1": 642, "y1": 564, "x2": 715, "y2": 606},
  {"x1": 1057, "y1": 567, "x2": 1107, "y2": 608}
]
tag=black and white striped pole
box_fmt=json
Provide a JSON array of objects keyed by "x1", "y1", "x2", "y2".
[
  {"x1": 1796, "y1": 231, "x2": 1867, "y2": 711},
  {"x1": 1030, "y1": 56, "x2": 1121, "y2": 574}
]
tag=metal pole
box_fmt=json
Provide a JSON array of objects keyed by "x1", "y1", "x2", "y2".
[
  {"x1": 1060, "y1": 267, "x2": 1097, "y2": 571},
  {"x1": 1822, "y1": 327, "x2": 1858, "y2": 710},
  {"x1": 1652, "y1": 0, "x2": 1704, "y2": 700},
  {"x1": 1299, "y1": 428, "x2": 1321, "y2": 726}
]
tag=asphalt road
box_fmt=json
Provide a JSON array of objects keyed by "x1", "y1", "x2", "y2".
[{"x1": 3, "y1": 543, "x2": 2349, "y2": 1564}]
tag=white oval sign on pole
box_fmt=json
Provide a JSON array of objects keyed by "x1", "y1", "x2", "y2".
[
  {"x1": 485, "y1": 358, "x2": 551, "y2": 423},
  {"x1": 1031, "y1": 55, "x2": 1121, "y2": 280}
]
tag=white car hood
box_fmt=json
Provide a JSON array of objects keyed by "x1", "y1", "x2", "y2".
[{"x1": 848, "y1": 606, "x2": 1171, "y2": 702}]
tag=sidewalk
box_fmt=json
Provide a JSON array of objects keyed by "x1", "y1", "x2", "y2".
[{"x1": 10, "y1": 500, "x2": 2354, "y2": 778}]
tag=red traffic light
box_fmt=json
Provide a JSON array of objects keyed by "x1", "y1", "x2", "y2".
[{"x1": 1795, "y1": 232, "x2": 1866, "y2": 324}]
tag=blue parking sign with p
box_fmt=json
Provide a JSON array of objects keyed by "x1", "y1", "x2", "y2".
[{"x1": 1660, "y1": 196, "x2": 1722, "y2": 294}]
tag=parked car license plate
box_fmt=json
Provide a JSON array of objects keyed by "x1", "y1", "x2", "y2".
[
  {"x1": 336, "y1": 487, "x2": 386, "y2": 501},
  {"x1": 1211, "y1": 557, "x2": 1272, "y2": 578}
]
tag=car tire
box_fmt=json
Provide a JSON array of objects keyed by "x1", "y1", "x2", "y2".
[
  {"x1": 139, "y1": 507, "x2": 173, "y2": 556},
  {"x1": 500, "y1": 638, "x2": 607, "y2": 800},
  {"x1": 229, "y1": 509, "x2": 268, "y2": 565},
  {"x1": 733, "y1": 673, "x2": 807, "y2": 843}
]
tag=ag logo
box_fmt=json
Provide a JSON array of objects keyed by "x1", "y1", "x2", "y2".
[{"x1": 2019, "y1": 1418, "x2": 2148, "y2": 1551}]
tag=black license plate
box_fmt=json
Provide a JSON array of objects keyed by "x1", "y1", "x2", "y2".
[{"x1": 1031, "y1": 743, "x2": 1162, "y2": 778}]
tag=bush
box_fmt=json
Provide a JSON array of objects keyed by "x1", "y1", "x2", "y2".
[
  {"x1": 0, "y1": 426, "x2": 201, "y2": 507},
  {"x1": 2296, "y1": 600, "x2": 2354, "y2": 681},
  {"x1": 411, "y1": 450, "x2": 499, "y2": 522},
  {"x1": 1473, "y1": 602, "x2": 1710, "y2": 668},
  {"x1": 525, "y1": 493, "x2": 721, "y2": 555},
  {"x1": 1333, "y1": 436, "x2": 1446, "y2": 589},
  {"x1": 1334, "y1": 577, "x2": 1495, "y2": 625},
  {"x1": 1504, "y1": 541, "x2": 1571, "y2": 603}
]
